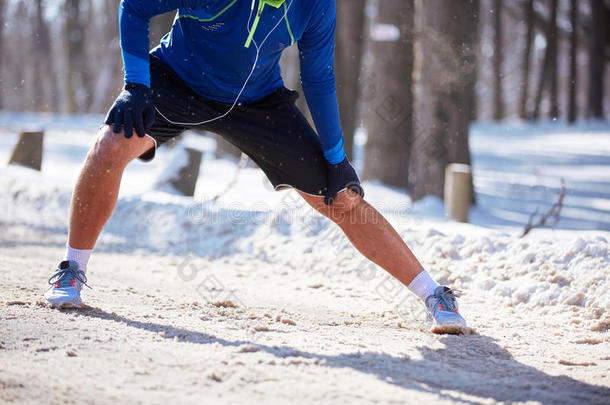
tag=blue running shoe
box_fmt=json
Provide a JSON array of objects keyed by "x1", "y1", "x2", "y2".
[
  {"x1": 425, "y1": 286, "x2": 469, "y2": 334},
  {"x1": 44, "y1": 260, "x2": 91, "y2": 309}
]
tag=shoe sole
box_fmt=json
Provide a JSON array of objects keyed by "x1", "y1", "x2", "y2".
[
  {"x1": 56, "y1": 301, "x2": 83, "y2": 309},
  {"x1": 431, "y1": 324, "x2": 476, "y2": 335},
  {"x1": 46, "y1": 297, "x2": 83, "y2": 309}
]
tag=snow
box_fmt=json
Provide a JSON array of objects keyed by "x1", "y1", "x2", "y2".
[
  {"x1": 1, "y1": 116, "x2": 609, "y2": 319},
  {"x1": 1, "y1": 114, "x2": 609, "y2": 403},
  {"x1": 470, "y1": 121, "x2": 610, "y2": 230}
]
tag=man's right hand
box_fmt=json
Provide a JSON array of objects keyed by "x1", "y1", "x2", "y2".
[{"x1": 104, "y1": 83, "x2": 156, "y2": 138}]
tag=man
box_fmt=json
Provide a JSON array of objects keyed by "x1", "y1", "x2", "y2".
[{"x1": 45, "y1": 0, "x2": 468, "y2": 334}]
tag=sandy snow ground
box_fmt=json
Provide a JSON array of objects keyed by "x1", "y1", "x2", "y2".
[
  {"x1": 1, "y1": 122, "x2": 610, "y2": 404},
  {"x1": 1, "y1": 173, "x2": 610, "y2": 404},
  {"x1": 1, "y1": 242, "x2": 609, "y2": 405}
]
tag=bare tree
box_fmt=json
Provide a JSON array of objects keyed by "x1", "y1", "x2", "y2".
[
  {"x1": 280, "y1": 41, "x2": 311, "y2": 120},
  {"x1": 521, "y1": 179, "x2": 565, "y2": 237},
  {"x1": 335, "y1": 0, "x2": 366, "y2": 159},
  {"x1": 504, "y1": 0, "x2": 583, "y2": 44},
  {"x1": 409, "y1": 0, "x2": 479, "y2": 201},
  {"x1": 361, "y1": 0, "x2": 415, "y2": 189},
  {"x1": 533, "y1": 0, "x2": 559, "y2": 120},
  {"x1": 548, "y1": 0, "x2": 559, "y2": 119},
  {"x1": 90, "y1": 0, "x2": 123, "y2": 113},
  {"x1": 567, "y1": 0, "x2": 578, "y2": 123},
  {"x1": 492, "y1": 0, "x2": 504, "y2": 120},
  {"x1": 64, "y1": 0, "x2": 92, "y2": 113},
  {"x1": 32, "y1": 0, "x2": 54, "y2": 111},
  {"x1": 587, "y1": 0, "x2": 607, "y2": 119},
  {"x1": 6, "y1": 1, "x2": 30, "y2": 111},
  {"x1": 0, "y1": 0, "x2": 5, "y2": 109},
  {"x1": 519, "y1": 0, "x2": 534, "y2": 119}
]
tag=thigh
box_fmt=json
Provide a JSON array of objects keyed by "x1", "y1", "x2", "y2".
[{"x1": 206, "y1": 88, "x2": 329, "y2": 196}]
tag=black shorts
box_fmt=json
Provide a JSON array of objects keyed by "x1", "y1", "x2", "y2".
[{"x1": 142, "y1": 56, "x2": 328, "y2": 196}]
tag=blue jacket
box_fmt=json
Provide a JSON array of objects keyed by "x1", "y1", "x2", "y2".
[{"x1": 119, "y1": 0, "x2": 345, "y2": 164}]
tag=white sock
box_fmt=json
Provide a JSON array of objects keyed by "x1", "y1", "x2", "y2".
[
  {"x1": 65, "y1": 245, "x2": 92, "y2": 273},
  {"x1": 408, "y1": 270, "x2": 440, "y2": 302}
]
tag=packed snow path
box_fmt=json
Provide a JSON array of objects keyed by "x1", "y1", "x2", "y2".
[{"x1": 1, "y1": 244, "x2": 609, "y2": 404}]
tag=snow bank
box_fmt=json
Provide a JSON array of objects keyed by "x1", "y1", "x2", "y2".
[
  {"x1": 2, "y1": 168, "x2": 608, "y2": 330},
  {"x1": 3, "y1": 118, "x2": 609, "y2": 230},
  {"x1": 2, "y1": 118, "x2": 609, "y2": 330}
]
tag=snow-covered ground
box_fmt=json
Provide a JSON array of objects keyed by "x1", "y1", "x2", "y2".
[
  {"x1": 1, "y1": 113, "x2": 609, "y2": 404},
  {"x1": 470, "y1": 122, "x2": 610, "y2": 230},
  {"x1": 1, "y1": 112, "x2": 609, "y2": 231}
]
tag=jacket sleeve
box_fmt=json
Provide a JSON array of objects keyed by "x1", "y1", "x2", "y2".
[
  {"x1": 119, "y1": 0, "x2": 207, "y2": 87},
  {"x1": 298, "y1": 0, "x2": 345, "y2": 164}
]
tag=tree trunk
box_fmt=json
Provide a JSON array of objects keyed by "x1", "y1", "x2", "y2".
[
  {"x1": 567, "y1": 0, "x2": 578, "y2": 123},
  {"x1": 548, "y1": 0, "x2": 559, "y2": 119},
  {"x1": 361, "y1": 0, "x2": 415, "y2": 189},
  {"x1": 32, "y1": 0, "x2": 44, "y2": 111},
  {"x1": 519, "y1": 0, "x2": 534, "y2": 120},
  {"x1": 587, "y1": 0, "x2": 606, "y2": 119},
  {"x1": 279, "y1": 43, "x2": 311, "y2": 122},
  {"x1": 492, "y1": 0, "x2": 504, "y2": 121},
  {"x1": 409, "y1": 0, "x2": 479, "y2": 201},
  {"x1": 532, "y1": 0, "x2": 559, "y2": 120},
  {"x1": 150, "y1": 10, "x2": 176, "y2": 49},
  {"x1": 0, "y1": 0, "x2": 5, "y2": 109},
  {"x1": 215, "y1": 136, "x2": 242, "y2": 160},
  {"x1": 91, "y1": 0, "x2": 123, "y2": 113},
  {"x1": 11, "y1": 2, "x2": 29, "y2": 111},
  {"x1": 64, "y1": 0, "x2": 91, "y2": 113},
  {"x1": 532, "y1": 40, "x2": 550, "y2": 119},
  {"x1": 335, "y1": 0, "x2": 366, "y2": 159},
  {"x1": 32, "y1": 0, "x2": 53, "y2": 111}
]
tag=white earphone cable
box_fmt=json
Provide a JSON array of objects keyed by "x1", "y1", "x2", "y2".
[{"x1": 154, "y1": 0, "x2": 294, "y2": 126}]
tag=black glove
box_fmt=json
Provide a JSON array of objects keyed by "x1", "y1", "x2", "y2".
[
  {"x1": 104, "y1": 82, "x2": 155, "y2": 138},
  {"x1": 324, "y1": 157, "x2": 364, "y2": 205}
]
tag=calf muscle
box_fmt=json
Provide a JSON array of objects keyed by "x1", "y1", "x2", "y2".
[
  {"x1": 68, "y1": 126, "x2": 154, "y2": 249},
  {"x1": 299, "y1": 190, "x2": 424, "y2": 286}
]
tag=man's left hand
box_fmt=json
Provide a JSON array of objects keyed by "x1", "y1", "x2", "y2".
[{"x1": 325, "y1": 157, "x2": 364, "y2": 205}]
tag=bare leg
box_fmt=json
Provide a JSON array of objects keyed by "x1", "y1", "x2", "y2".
[
  {"x1": 68, "y1": 125, "x2": 154, "y2": 249},
  {"x1": 299, "y1": 190, "x2": 423, "y2": 286}
]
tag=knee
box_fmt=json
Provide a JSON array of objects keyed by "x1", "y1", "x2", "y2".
[
  {"x1": 88, "y1": 126, "x2": 137, "y2": 167},
  {"x1": 323, "y1": 190, "x2": 365, "y2": 225}
]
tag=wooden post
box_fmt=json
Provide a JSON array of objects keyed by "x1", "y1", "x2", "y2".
[
  {"x1": 8, "y1": 131, "x2": 44, "y2": 171},
  {"x1": 444, "y1": 163, "x2": 472, "y2": 222},
  {"x1": 215, "y1": 135, "x2": 241, "y2": 160},
  {"x1": 155, "y1": 146, "x2": 202, "y2": 196}
]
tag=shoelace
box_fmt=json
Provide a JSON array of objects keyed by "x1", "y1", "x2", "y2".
[
  {"x1": 48, "y1": 268, "x2": 92, "y2": 289},
  {"x1": 435, "y1": 288, "x2": 460, "y2": 313},
  {"x1": 425, "y1": 288, "x2": 461, "y2": 317}
]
